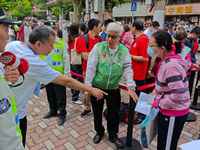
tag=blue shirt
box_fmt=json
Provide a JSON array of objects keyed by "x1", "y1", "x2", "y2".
[
  {"x1": 183, "y1": 38, "x2": 197, "y2": 63},
  {"x1": 168, "y1": 31, "x2": 176, "y2": 41},
  {"x1": 101, "y1": 31, "x2": 106, "y2": 41}
]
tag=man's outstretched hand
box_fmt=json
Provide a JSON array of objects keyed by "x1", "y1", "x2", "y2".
[{"x1": 85, "y1": 88, "x2": 108, "y2": 101}]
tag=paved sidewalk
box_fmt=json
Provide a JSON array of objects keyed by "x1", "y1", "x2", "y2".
[{"x1": 24, "y1": 86, "x2": 200, "y2": 150}]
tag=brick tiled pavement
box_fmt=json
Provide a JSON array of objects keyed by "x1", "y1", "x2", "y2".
[{"x1": 24, "y1": 85, "x2": 200, "y2": 150}]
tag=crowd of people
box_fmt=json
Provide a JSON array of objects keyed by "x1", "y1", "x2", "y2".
[{"x1": 1, "y1": 4, "x2": 200, "y2": 149}]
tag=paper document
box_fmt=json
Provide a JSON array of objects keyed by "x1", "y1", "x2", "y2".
[
  {"x1": 135, "y1": 92, "x2": 155, "y2": 115},
  {"x1": 179, "y1": 140, "x2": 200, "y2": 150}
]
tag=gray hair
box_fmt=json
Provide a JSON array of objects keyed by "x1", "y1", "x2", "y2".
[
  {"x1": 107, "y1": 22, "x2": 123, "y2": 36},
  {"x1": 29, "y1": 25, "x2": 56, "y2": 44}
]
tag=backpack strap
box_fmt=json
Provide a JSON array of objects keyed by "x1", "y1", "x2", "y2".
[
  {"x1": 74, "y1": 38, "x2": 78, "y2": 49},
  {"x1": 84, "y1": 34, "x2": 101, "y2": 50},
  {"x1": 96, "y1": 34, "x2": 101, "y2": 42},
  {"x1": 130, "y1": 36, "x2": 148, "y2": 50},
  {"x1": 83, "y1": 34, "x2": 89, "y2": 49}
]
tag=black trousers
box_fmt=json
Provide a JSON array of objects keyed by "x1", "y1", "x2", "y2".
[
  {"x1": 91, "y1": 88, "x2": 121, "y2": 139},
  {"x1": 157, "y1": 112, "x2": 188, "y2": 150},
  {"x1": 70, "y1": 64, "x2": 83, "y2": 101},
  {"x1": 134, "y1": 79, "x2": 146, "y2": 119},
  {"x1": 20, "y1": 116, "x2": 27, "y2": 147},
  {"x1": 45, "y1": 83, "x2": 67, "y2": 117}
]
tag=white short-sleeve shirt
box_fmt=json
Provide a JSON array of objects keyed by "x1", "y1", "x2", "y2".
[{"x1": 5, "y1": 41, "x2": 60, "y2": 119}]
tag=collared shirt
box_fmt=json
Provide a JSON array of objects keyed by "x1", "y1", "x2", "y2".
[
  {"x1": 5, "y1": 41, "x2": 60, "y2": 119},
  {"x1": 168, "y1": 31, "x2": 176, "y2": 41},
  {"x1": 144, "y1": 27, "x2": 153, "y2": 39}
]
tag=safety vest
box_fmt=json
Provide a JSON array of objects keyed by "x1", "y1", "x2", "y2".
[
  {"x1": 0, "y1": 76, "x2": 24, "y2": 150},
  {"x1": 92, "y1": 42, "x2": 129, "y2": 90},
  {"x1": 14, "y1": 25, "x2": 19, "y2": 31},
  {"x1": 40, "y1": 38, "x2": 65, "y2": 73}
]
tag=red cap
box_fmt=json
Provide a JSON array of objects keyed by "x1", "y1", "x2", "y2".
[{"x1": 0, "y1": 51, "x2": 16, "y2": 66}]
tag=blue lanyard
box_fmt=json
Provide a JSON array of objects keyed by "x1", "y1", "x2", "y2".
[{"x1": 26, "y1": 43, "x2": 36, "y2": 55}]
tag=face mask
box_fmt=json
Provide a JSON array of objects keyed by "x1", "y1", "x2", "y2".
[
  {"x1": 152, "y1": 28, "x2": 156, "y2": 33},
  {"x1": 147, "y1": 46, "x2": 158, "y2": 58}
]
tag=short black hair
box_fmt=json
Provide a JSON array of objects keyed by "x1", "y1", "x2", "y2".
[
  {"x1": 152, "y1": 21, "x2": 160, "y2": 28},
  {"x1": 104, "y1": 19, "x2": 114, "y2": 27},
  {"x1": 190, "y1": 27, "x2": 200, "y2": 34},
  {"x1": 79, "y1": 23, "x2": 87, "y2": 32},
  {"x1": 132, "y1": 20, "x2": 143, "y2": 31},
  {"x1": 88, "y1": 18, "x2": 100, "y2": 30},
  {"x1": 57, "y1": 29, "x2": 63, "y2": 38}
]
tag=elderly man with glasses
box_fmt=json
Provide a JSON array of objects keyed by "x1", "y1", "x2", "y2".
[{"x1": 84, "y1": 22, "x2": 138, "y2": 149}]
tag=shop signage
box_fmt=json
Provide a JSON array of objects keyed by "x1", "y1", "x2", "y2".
[{"x1": 147, "y1": 3, "x2": 200, "y2": 16}]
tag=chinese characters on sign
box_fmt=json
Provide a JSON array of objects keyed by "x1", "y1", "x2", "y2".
[
  {"x1": 168, "y1": 6, "x2": 193, "y2": 14},
  {"x1": 185, "y1": 6, "x2": 193, "y2": 13}
]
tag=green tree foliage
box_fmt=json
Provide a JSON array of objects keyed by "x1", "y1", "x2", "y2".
[
  {"x1": 12, "y1": 0, "x2": 32, "y2": 19},
  {"x1": 50, "y1": 0, "x2": 81, "y2": 23},
  {"x1": 0, "y1": 0, "x2": 32, "y2": 19},
  {"x1": 105, "y1": 0, "x2": 131, "y2": 18},
  {"x1": 0, "y1": 0, "x2": 11, "y2": 11},
  {"x1": 0, "y1": 0, "x2": 17, "y2": 17},
  {"x1": 33, "y1": 0, "x2": 49, "y2": 10},
  {"x1": 51, "y1": 0, "x2": 73, "y2": 15},
  {"x1": 33, "y1": 12, "x2": 42, "y2": 19}
]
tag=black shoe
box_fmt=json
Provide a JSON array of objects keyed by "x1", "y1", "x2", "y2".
[
  {"x1": 134, "y1": 117, "x2": 144, "y2": 124},
  {"x1": 58, "y1": 117, "x2": 66, "y2": 126},
  {"x1": 81, "y1": 110, "x2": 91, "y2": 117},
  {"x1": 109, "y1": 136, "x2": 124, "y2": 148},
  {"x1": 93, "y1": 133, "x2": 104, "y2": 144},
  {"x1": 43, "y1": 112, "x2": 57, "y2": 119}
]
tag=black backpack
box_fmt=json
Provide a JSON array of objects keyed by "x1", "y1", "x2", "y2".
[{"x1": 80, "y1": 34, "x2": 101, "y2": 49}]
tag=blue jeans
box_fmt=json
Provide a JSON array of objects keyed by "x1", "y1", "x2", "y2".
[
  {"x1": 10, "y1": 35, "x2": 16, "y2": 41},
  {"x1": 70, "y1": 64, "x2": 83, "y2": 101}
]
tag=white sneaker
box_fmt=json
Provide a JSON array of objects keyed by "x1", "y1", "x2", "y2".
[{"x1": 72, "y1": 100, "x2": 83, "y2": 105}]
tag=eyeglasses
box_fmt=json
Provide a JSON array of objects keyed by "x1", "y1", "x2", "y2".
[
  {"x1": 148, "y1": 44, "x2": 159, "y2": 48},
  {"x1": 106, "y1": 34, "x2": 119, "y2": 40}
]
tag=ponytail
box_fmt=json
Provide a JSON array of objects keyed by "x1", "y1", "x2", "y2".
[{"x1": 174, "y1": 42, "x2": 182, "y2": 54}]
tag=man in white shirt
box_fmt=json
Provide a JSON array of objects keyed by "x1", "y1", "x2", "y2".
[
  {"x1": 5, "y1": 25, "x2": 107, "y2": 146},
  {"x1": 144, "y1": 21, "x2": 160, "y2": 39},
  {"x1": 85, "y1": 23, "x2": 138, "y2": 148}
]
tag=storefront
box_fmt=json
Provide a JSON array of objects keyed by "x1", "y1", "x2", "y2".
[{"x1": 147, "y1": 3, "x2": 200, "y2": 24}]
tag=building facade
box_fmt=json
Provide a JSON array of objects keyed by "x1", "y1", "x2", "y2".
[
  {"x1": 113, "y1": 0, "x2": 200, "y2": 24},
  {"x1": 147, "y1": 1, "x2": 200, "y2": 24},
  {"x1": 113, "y1": 1, "x2": 148, "y2": 23}
]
